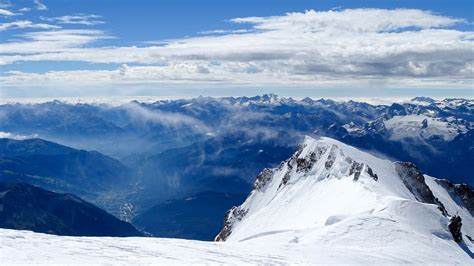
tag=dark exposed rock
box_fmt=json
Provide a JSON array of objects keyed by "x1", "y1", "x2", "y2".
[
  {"x1": 395, "y1": 162, "x2": 448, "y2": 216},
  {"x1": 287, "y1": 159, "x2": 294, "y2": 171},
  {"x1": 280, "y1": 172, "x2": 291, "y2": 189},
  {"x1": 366, "y1": 165, "x2": 379, "y2": 181},
  {"x1": 325, "y1": 145, "x2": 338, "y2": 170},
  {"x1": 466, "y1": 235, "x2": 473, "y2": 243},
  {"x1": 215, "y1": 206, "x2": 248, "y2": 242},
  {"x1": 349, "y1": 161, "x2": 364, "y2": 181},
  {"x1": 435, "y1": 179, "x2": 474, "y2": 215},
  {"x1": 448, "y1": 215, "x2": 463, "y2": 243},
  {"x1": 253, "y1": 168, "x2": 275, "y2": 191},
  {"x1": 325, "y1": 157, "x2": 334, "y2": 169},
  {"x1": 296, "y1": 152, "x2": 318, "y2": 173},
  {"x1": 315, "y1": 146, "x2": 328, "y2": 159},
  {"x1": 280, "y1": 144, "x2": 329, "y2": 189},
  {"x1": 421, "y1": 118, "x2": 428, "y2": 129},
  {"x1": 278, "y1": 159, "x2": 294, "y2": 189}
]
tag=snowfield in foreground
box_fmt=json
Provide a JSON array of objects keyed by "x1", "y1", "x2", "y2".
[
  {"x1": 1, "y1": 136, "x2": 473, "y2": 264},
  {"x1": 1, "y1": 228, "x2": 471, "y2": 264}
]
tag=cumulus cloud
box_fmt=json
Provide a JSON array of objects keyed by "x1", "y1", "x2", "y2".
[
  {"x1": 0, "y1": 8, "x2": 472, "y2": 89},
  {"x1": 230, "y1": 9, "x2": 462, "y2": 32},
  {"x1": 41, "y1": 14, "x2": 105, "y2": 26},
  {"x1": 0, "y1": 20, "x2": 60, "y2": 31}
]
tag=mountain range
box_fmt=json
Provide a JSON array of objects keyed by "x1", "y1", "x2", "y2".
[
  {"x1": 0, "y1": 95, "x2": 472, "y2": 240},
  {"x1": 0, "y1": 138, "x2": 133, "y2": 216},
  {"x1": 0, "y1": 182, "x2": 142, "y2": 237}
]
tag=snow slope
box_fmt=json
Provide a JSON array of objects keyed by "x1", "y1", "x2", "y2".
[
  {"x1": 1, "y1": 226, "x2": 471, "y2": 264},
  {"x1": 216, "y1": 136, "x2": 473, "y2": 263},
  {"x1": 1, "y1": 136, "x2": 473, "y2": 264}
]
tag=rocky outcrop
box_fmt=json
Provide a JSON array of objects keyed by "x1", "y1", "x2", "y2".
[
  {"x1": 296, "y1": 151, "x2": 318, "y2": 173},
  {"x1": 348, "y1": 161, "x2": 378, "y2": 182},
  {"x1": 349, "y1": 161, "x2": 364, "y2": 181},
  {"x1": 366, "y1": 165, "x2": 379, "y2": 181},
  {"x1": 325, "y1": 145, "x2": 338, "y2": 170},
  {"x1": 215, "y1": 206, "x2": 248, "y2": 242},
  {"x1": 278, "y1": 143, "x2": 328, "y2": 189},
  {"x1": 395, "y1": 162, "x2": 448, "y2": 216},
  {"x1": 448, "y1": 215, "x2": 463, "y2": 242},
  {"x1": 277, "y1": 141, "x2": 380, "y2": 187},
  {"x1": 421, "y1": 118, "x2": 428, "y2": 129},
  {"x1": 253, "y1": 168, "x2": 275, "y2": 191},
  {"x1": 435, "y1": 179, "x2": 474, "y2": 215},
  {"x1": 279, "y1": 161, "x2": 293, "y2": 189}
]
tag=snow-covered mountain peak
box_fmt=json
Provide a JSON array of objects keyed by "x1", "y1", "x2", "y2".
[
  {"x1": 216, "y1": 136, "x2": 409, "y2": 241},
  {"x1": 2, "y1": 136, "x2": 473, "y2": 264},
  {"x1": 216, "y1": 136, "x2": 473, "y2": 261},
  {"x1": 256, "y1": 136, "x2": 411, "y2": 197}
]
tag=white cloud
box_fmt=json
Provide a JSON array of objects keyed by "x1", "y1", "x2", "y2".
[
  {"x1": 0, "y1": 8, "x2": 15, "y2": 16},
  {"x1": 19, "y1": 7, "x2": 32, "y2": 12},
  {"x1": 0, "y1": 9, "x2": 472, "y2": 90},
  {"x1": 41, "y1": 14, "x2": 105, "y2": 26},
  {"x1": 0, "y1": 131, "x2": 38, "y2": 140},
  {"x1": 34, "y1": 0, "x2": 47, "y2": 11},
  {"x1": 0, "y1": 29, "x2": 110, "y2": 54},
  {"x1": 123, "y1": 102, "x2": 210, "y2": 131},
  {"x1": 0, "y1": 20, "x2": 60, "y2": 31},
  {"x1": 198, "y1": 29, "x2": 252, "y2": 35},
  {"x1": 230, "y1": 9, "x2": 462, "y2": 32}
]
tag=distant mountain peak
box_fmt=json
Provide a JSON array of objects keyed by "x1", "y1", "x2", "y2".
[{"x1": 411, "y1": 96, "x2": 436, "y2": 103}]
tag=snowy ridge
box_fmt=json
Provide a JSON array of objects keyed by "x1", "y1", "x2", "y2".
[{"x1": 216, "y1": 136, "x2": 473, "y2": 262}]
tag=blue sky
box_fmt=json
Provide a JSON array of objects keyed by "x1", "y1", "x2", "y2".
[{"x1": 0, "y1": 0, "x2": 473, "y2": 98}]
